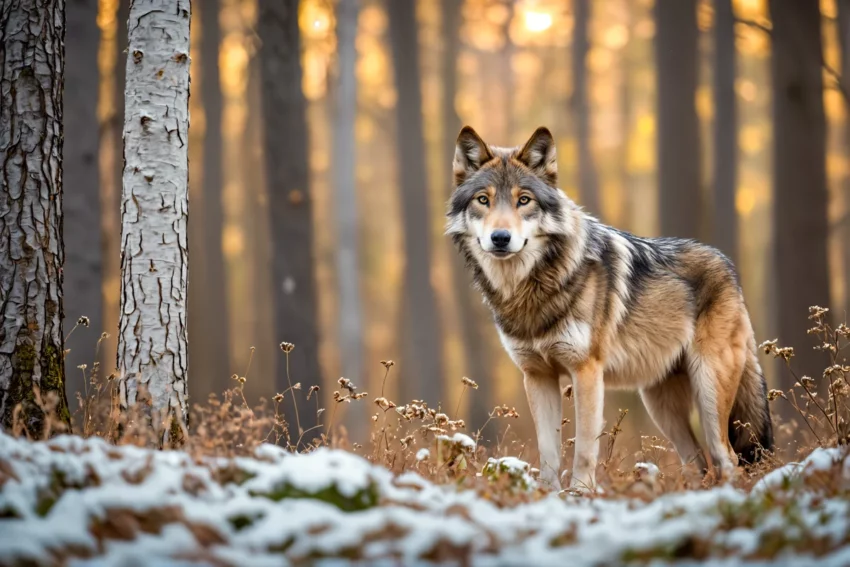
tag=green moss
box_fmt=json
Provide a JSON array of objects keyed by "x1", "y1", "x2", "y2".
[
  {"x1": 227, "y1": 514, "x2": 260, "y2": 531},
  {"x1": 250, "y1": 482, "x2": 379, "y2": 512},
  {"x1": 4, "y1": 340, "x2": 70, "y2": 434}
]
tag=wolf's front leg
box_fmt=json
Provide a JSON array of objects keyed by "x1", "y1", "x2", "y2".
[
  {"x1": 570, "y1": 360, "x2": 604, "y2": 491},
  {"x1": 523, "y1": 371, "x2": 562, "y2": 490}
]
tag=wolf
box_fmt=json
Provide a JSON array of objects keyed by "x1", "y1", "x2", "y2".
[{"x1": 446, "y1": 126, "x2": 774, "y2": 490}]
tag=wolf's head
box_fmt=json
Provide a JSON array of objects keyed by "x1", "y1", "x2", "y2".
[{"x1": 446, "y1": 126, "x2": 570, "y2": 266}]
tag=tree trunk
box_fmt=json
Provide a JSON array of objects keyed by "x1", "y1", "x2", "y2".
[
  {"x1": 333, "y1": 0, "x2": 365, "y2": 432},
  {"x1": 0, "y1": 0, "x2": 71, "y2": 435},
  {"x1": 442, "y1": 0, "x2": 491, "y2": 429},
  {"x1": 769, "y1": 0, "x2": 830, "y2": 390},
  {"x1": 117, "y1": 0, "x2": 191, "y2": 442},
  {"x1": 388, "y1": 0, "x2": 444, "y2": 406},
  {"x1": 712, "y1": 0, "x2": 738, "y2": 265},
  {"x1": 839, "y1": 0, "x2": 850, "y2": 323},
  {"x1": 64, "y1": 0, "x2": 102, "y2": 399},
  {"x1": 196, "y1": 0, "x2": 230, "y2": 396},
  {"x1": 655, "y1": 0, "x2": 701, "y2": 239},
  {"x1": 257, "y1": 0, "x2": 322, "y2": 432},
  {"x1": 98, "y1": 0, "x2": 129, "y2": 382},
  {"x1": 573, "y1": 0, "x2": 601, "y2": 217}
]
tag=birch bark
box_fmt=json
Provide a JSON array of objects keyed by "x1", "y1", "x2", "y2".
[
  {"x1": 0, "y1": 0, "x2": 70, "y2": 434},
  {"x1": 117, "y1": 0, "x2": 191, "y2": 441}
]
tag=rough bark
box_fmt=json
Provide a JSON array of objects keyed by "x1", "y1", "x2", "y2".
[
  {"x1": 117, "y1": 0, "x2": 191, "y2": 440},
  {"x1": 388, "y1": 0, "x2": 444, "y2": 406},
  {"x1": 257, "y1": 0, "x2": 321, "y2": 431},
  {"x1": 573, "y1": 0, "x2": 600, "y2": 217},
  {"x1": 839, "y1": 0, "x2": 850, "y2": 322},
  {"x1": 712, "y1": 0, "x2": 738, "y2": 265},
  {"x1": 0, "y1": 0, "x2": 71, "y2": 434},
  {"x1": 655, "y1": 0, "x2": 701, "y2": 239},
  {"x1": 442, "y1": 0, "x2": 491, "y2": 429},
  {"x1": 193, "y1": 0, "x2": 230, "y2": 396},
  {"x1": 64, "y1": 0, "x2": 101, "y2": 399},
  {"x1": 768, "y1": 0, "x2": 830, "y2": 390},
  {"x1": 333, "y1": 0, "x2": 365, "y2": 430}
]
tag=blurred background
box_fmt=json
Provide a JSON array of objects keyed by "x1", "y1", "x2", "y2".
[{"x1": 63, "y1": 0, "x2": 849, "y2": 449}]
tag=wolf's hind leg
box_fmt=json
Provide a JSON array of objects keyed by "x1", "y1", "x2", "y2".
[
  {"x1": 689, "y1": 349, "x2": 742, "y2": 478},
  {"x1": 523, "y1": 371, "x2": 562, "y2": 489},
  {"x1": 640, "y1": 373, "x2": 706, "y2": 471}
]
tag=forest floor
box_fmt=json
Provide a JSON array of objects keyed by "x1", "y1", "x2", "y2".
[
  {"x1": 2, "y1": 310, "x2": 849, "y2": 565},
  {"x1": 1, "y1": 427, "x2": 850, "y2": 566}
]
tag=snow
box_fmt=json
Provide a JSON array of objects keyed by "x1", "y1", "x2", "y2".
[
  {"x1": 435, "y1": 432, "x2": 477, "y2": 450},
  {"x1": 1, "y1": 431, "x2": 849, "y2": 565}
]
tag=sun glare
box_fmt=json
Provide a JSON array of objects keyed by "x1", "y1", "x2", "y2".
[{"x1": 524, "y1": 10, "x2": 552, "y2": 33}]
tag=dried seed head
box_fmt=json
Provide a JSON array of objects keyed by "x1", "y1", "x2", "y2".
[
  {"x1": 461, "y1": 376, "x2": 479, "y2": 389},
  {"x1": 380, "y1": 360, "x2": 395, "y2": 369},
  {"x1": 292, "y1": 382, "x2": 302, "y2": 390},
  {"x1": 434, "y1": 413, "x2": 449, "y2": 426},
  {"x1": 307, "y1": 385, "x2": 320, "y2": 400},
  {"x1": 231, "y1": 374, "x2": 239, "y2": 381},
  {"x1": 77, "y1": 316, "x2": 90, "y2": 327},
  {"x1": 767, "y1": 389, "x2": 786, "y2": 401},
  {"x1": 273, "y1": 393, "x2": 284, "y2": 403},
  {"x1": 280, "y1": 342, "x2": 295, "y2": 353},
  {"x1": 77, "y1": 364, "x2": 87, "y2": 370},
  {"x1": 237, "y1": 376, "x2": 247, "y2": 384}
]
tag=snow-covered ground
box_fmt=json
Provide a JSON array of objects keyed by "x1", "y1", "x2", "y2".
[{"x1": 1, "y1": 431, "x2": 849, "y2": 566}]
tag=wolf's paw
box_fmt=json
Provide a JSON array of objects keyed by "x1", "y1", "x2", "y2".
[{"x1": 568, "y1": 468, "x2": 596, "y2": 492}]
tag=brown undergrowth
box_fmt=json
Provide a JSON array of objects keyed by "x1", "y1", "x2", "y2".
[{"x1": 10, "y1": 306, "x2": 850, "y2": 502}]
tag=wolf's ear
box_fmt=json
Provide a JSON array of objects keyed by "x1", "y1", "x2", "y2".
[
  {"x1": 516, "y1": 127, "x2": 558, "y2": 186},
  {"x1": 453, "y1": 126, "x2": 494, "y2": 186}
]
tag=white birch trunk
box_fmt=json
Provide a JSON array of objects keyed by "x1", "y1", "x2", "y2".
[{"x1": 117, "y1": 0, "x2": 191, "y2": 441}]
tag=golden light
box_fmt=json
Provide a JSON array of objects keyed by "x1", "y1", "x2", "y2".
[{"x1": 524, "y1": 10, "x2": 552, "y2": 33}]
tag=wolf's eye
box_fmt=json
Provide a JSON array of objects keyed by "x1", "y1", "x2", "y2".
[
  {"x1": 517, "y1": 195, "x2": 532, "y2": 206},
  {"x1": 476, "y1": 195, "x2": 490, "y2": 206}
]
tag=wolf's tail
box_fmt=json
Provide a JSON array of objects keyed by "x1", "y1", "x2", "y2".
[{"x1": 728, "y1": 350, "x2": 774, "y2": 464}]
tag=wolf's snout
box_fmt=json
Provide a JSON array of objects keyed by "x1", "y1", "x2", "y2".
[{"x1": 490, "y1": 230, "x2": 512, "y2": 249}]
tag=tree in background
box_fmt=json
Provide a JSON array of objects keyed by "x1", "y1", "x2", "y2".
[
  {"x1": 839, "y1": 0, "x2": 850, "y2": 322},
  {"x1": 768, "y1": 0, "x2": 830, "y2": 390},
  {"x1": 64, "y1": 0, "x2": 102, "y2": 397},
  {"x1": 573, "y1": 0, "x2": 601, "y2": 217},
  {"x1": 333, "y1": 0, "x2": 365, "y2": 430},
  {"x1": 189, "y1": 0, "x2": 231, "y2": 397},
  {"x1": 0, "y1": 0, "x2": 71, "y2": 434},
  {"x1": 442, "y1": 0, "x2": 492, "y2": 430},
  {"x1": 388, "y1": 0, "x2": 445, "y2": 406},
  {"x1": 712, "y1": 0, "x2": 738, "y2": 266},
  {"x1": 258, "y1": 0, "x2": 322, "y2": 432},
  {"x1": 117, "y1": 0, "x2": 191, "y2": 442},
  {"x1": 654, "y1": 0, "x2": 701, "y2": 239}
]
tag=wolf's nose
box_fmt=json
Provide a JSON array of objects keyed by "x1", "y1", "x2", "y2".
[{"x1": 490, "y1": 229, "x2": 511, "y2": 248}]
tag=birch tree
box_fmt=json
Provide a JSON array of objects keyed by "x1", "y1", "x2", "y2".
[
  {"x1": 117, "y1": 0, "x2": 191, "y2": 441},
  {"x1": 0, "y1": 0, "x2": 71, "y2": 434}
]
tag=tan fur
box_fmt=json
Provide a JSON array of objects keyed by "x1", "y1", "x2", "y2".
[{"x1": 448, "y1": 127, "x2": 773, "y2": 491}]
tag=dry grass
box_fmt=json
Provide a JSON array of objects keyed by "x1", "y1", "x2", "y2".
[{"x1": 10, "y1": 306, "x2": 850, "y2": 504}]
